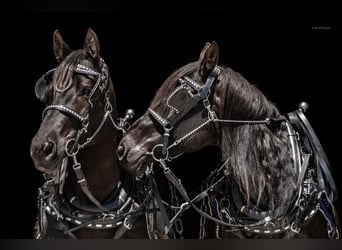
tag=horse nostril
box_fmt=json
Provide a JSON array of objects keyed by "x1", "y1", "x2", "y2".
[
  {"x1": 117, "y1": 145, "x2": 125, "y2": 160},
  {"x1": 43, "y1": 140, "x2": 55, "y2": 158}
]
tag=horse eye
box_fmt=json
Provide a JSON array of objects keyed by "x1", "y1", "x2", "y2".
[{"x1": 82, "y1": 87, "x2": 92, "y2": 97}]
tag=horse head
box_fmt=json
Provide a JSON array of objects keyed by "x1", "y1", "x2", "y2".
[
  {"x1": 117, "y1": 42, "x2": 222, "y2": 176},
  {"x1": 30, "y1": 28, "x2": 117, "y2": 174}
]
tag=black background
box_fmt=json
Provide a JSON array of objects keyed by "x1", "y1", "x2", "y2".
[{"x1": 1, "y1": 1, "x2": 342, "y2": 240}]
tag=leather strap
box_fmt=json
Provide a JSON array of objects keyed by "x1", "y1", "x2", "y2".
[
  {"x1": 168, "y1": 66, "x2": 220, "y2": 127},
  {"x1": 71, "y1": 157, "x2": 110, "y2": 212},
  {"x1": 318, "y1": 191, "x2": 340, "y2": 239},
  {"x1": 151, "y1": 176, "x2": 174, "y2": 236}
]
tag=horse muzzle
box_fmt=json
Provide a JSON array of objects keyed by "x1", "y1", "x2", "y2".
[{"x1": 30, "y1": 136, "x2": 64, "y2": 174}]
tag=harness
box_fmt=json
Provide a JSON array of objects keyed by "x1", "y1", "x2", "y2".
[
  {"x1": 35, "y1": 59, "x2": 149, "y2": 238},
  {"x1": 146, "y1": 66, "x2": 340, "y2": 239}
]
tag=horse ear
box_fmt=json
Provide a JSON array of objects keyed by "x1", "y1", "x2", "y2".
[
  {"x1": 199, "y1": 42, "x2": 211, "y2": 61},
  {"x1": 53, "y1": 30, "x2": 71, "y2": 63},
  {"x1": 83, "y1": 28, "x2": 100, "y2": 60},
  {"x1": 199, "y1": 41, "x2": 219, "y2": 78}
]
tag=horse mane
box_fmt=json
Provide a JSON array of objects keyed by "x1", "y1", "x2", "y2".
[
  {"x1": 53, "y1": 50, "x2": 86, "y2": 92},
  {"x1": 218, "y1": 66, "x2": 297, "y2": 213}
]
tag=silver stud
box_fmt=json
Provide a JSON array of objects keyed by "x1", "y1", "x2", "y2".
[{"x1": 298, "y1": 101, "x2": 309, "y2": 112}]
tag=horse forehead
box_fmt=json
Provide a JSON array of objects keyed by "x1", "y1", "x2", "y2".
[
  {"x1": 54, "y1": 57, "x2": 93, "y2": 83},
  {"x1": 78, "y1": 58, "x2": 96, "y2": 68},
  {"x1": 61, "y1": 50, "x2": 95, "y2": 69}
]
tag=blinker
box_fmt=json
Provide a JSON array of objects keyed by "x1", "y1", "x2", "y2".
[
  {"x1": 167, "y1": 87, "x2": 194, "y2": 114},
  {"x1": 35, "y1": 68, "x2": 56, "y2": 103}
]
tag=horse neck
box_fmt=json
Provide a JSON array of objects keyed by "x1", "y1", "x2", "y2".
[
  {"x1": 72, "y1": 141, "x2": 119, "y2": 200},
  {"x1": 217, "y1": 68, "x2": 297, "y2": 211},
  {"x1": 65, "y1": 89, "x2": 121, "y2": 203}
]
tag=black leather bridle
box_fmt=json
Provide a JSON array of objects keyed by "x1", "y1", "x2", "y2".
[{"x1": 148, "y1": 66, "x2": 221, "y2": 160}]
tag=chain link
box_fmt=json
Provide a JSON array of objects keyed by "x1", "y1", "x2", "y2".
[{"x1": 168, "y1": 181, "x2": 184, "y2": 238}]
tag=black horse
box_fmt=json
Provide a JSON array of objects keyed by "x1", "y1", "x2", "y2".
[
  {"x1": 30, "y1": 28, "x2": 169, "y2": 238},
  {"x1": 117, "y1": 41, "x2": 341, "y2": 238}
]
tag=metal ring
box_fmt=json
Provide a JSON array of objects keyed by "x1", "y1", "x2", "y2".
[
  {"x1": 105, "y1": 102, "x2": 113, "y2": 113},
  {"x1": 65, "y1": 138, "x2": 78, "y2": 156},
  {"x1": 105, "y1": 90, "x2": 110, "y2": 100},
  {"x1": 81, "y1": 115, "x2": 89, "y2": 129},
  {"x1": 175, "y1": 218, "x2": 184, "y2": 234},
  {"x1": 298, "y1": 199, "x2": 306, "y2": 210},
  {"x1": 120, "y1": 120, "x2": 130, "y2": 131},
  {"x1": 150, "y1": 144, "x2": 169, "y2": 162}
]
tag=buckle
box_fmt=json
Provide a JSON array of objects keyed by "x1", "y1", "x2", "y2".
[
  {"x1": 290, "y1": 222, "x2": 301, "y2": 234},
  {"x1": 203, "y1": 99, "x2": 210, "y2": 109},
  {"x1": 124, "y1": 216, "x2": 133, "y2": 230},
  {"x1": 209, "y1": 111, "x2": 217, "y2": 121}
]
